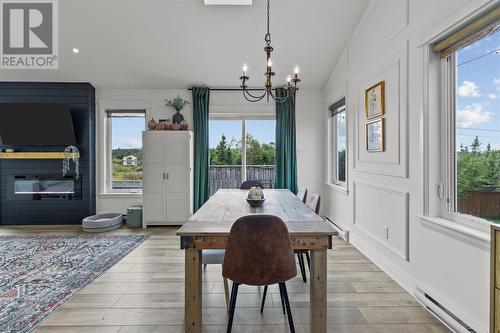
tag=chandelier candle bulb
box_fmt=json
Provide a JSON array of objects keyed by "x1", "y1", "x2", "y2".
[
  {"x1": 242, "y1": 63, "x2": 248, "y2": 75},
  {"x1": 294, "y1": 65, "x2": 299, "y2": 74}
]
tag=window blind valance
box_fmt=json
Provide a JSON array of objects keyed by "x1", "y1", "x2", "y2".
[
  {"x1": 329, "y1": 98, "x2": 346, "y2": 117},
  {"x1": 105, "y1": 109, "x2": 145, "y2": 118},
  {"x1": 433, "y1": 6, "x2": 500, "y2": 58}
]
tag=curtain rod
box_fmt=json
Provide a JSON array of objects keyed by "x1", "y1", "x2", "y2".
[{"x1": 187, "y1": 88, "x2": 299, "y2": 91}]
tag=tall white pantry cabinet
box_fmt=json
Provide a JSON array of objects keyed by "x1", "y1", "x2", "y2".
[{"x1": 142, "y1": 131, "x2": 193, "y2": 227}]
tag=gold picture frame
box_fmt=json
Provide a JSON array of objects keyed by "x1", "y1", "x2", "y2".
[
  {"x1": 365, "y1": 81, "x2": 385, "y2": 119},
  {"x1": 365, "y1": 118, "x2": 385, "y2": 152}
]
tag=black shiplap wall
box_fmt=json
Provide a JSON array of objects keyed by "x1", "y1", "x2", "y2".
[{"x1": 0, "y1": 82, "x2": 95, "y2": 225}]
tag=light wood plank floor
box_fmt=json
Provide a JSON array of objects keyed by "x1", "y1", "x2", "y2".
[{"x1": 0, "y1": 225, "x2": 451, "y2": 333}]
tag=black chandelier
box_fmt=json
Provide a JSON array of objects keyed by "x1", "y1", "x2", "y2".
[{"x1": 239, "y1": 0, "x2": 301, "y2": 103}]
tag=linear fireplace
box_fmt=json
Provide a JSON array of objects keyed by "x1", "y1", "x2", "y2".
[{"x1": 8, "y1": 175, "x2": 82, "y2": 201}]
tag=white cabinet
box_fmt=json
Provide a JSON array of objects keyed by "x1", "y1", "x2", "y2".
[{"x1": 142, "y1": 131, "x2": 193, "y2": 227}]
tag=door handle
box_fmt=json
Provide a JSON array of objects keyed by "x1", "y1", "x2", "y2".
[
  {"x1": 166, "y1": 173, "x2": 169, "y2": 180},
  {"x1": 163, "y1": 173, "x2": 166, "y2": 180}
]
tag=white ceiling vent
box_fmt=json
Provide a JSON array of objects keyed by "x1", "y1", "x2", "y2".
[{"x1": 204, "y1": 0, "x2": 252, "y2": 5}]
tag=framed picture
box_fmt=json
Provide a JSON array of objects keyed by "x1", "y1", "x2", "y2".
[
  {"x1": 365, "y1": 118, "x2": 384, "y2": 152},
  {"x1": 365, "y1": 81, "x2": 385, "y2": 118}
]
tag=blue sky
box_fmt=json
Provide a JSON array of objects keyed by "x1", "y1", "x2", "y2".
[
  {"x1": 209, "y1": 119, "x2": 275, "y2": 148},
  {"x1": 456, "y1": 30, "x2": 500, "y2": 150},
  {"x1": 112, "y1": 118, "x2": 144, "y2": 149}
]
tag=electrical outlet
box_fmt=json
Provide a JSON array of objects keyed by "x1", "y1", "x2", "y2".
[{"x1": 384, "y1": 226, "x2": 389, "y2": 239}]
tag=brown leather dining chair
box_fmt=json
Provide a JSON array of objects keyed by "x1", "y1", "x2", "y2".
[
  {"x1": 223, "y1": 215, "x2": 297, "y2": 333},
  {"x1": 296, "y1": 188, "x2": 308, "y2": 203},
  {"x1": 239, "y1": 180, "x2": 264, "y2": 189}
]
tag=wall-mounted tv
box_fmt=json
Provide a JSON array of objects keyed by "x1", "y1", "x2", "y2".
[{"x1": 0, "y1": 103, "x2": 76, "y2": 146}]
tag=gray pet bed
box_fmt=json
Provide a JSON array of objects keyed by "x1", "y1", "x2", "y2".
[{"x1": 82, "y1": 213, "x2": 123, "y2": 232}]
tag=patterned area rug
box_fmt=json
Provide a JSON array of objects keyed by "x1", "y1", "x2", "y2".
[{"x1": 0, "y1": 234, "x2": 149, "y2": 333}]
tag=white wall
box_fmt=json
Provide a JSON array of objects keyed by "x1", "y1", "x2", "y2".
[
  {"x1": 96, "y1": 88, "x2": 324, "y2": 214},
  {"x1": 323, "y1": 0, "x2": 494, "y2": 332}
]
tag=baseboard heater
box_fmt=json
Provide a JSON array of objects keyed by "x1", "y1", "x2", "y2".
[
  {"x1": 414, "y1": 287, "x2": 476, "y2": 333},
  {"x1": 324, "y1": 217, "x2": 348, "y2": 241}
]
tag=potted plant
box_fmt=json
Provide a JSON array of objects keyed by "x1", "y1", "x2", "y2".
[{"x1": 165, "y1": 95, "x2": 189, "y2": 125}]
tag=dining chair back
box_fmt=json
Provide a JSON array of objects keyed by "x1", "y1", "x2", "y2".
[
  {"x1": 222, "y1": 214, "x2": 297, "y2": 333},
  {"x1": 307, "y1": 193, "x2": 321, "y2": 215},
  {"x1": 296, "y1": 188, "x2": 307, "y2": 203},
  {"x1": 239, "y1": 180, "x2": 264, "y2": 189}
]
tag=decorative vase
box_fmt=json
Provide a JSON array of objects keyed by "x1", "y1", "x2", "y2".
[
  {"x1": 165, "y1": 119, "x2": 173, "y2": 130},
  {"x1": 147, "y1": 118, "x2": 158, "y2": 130},
  {"x1": 172, "y1": 123, "x2": 181, "y2": 131},
  {"x1": 156, "y1": 120, "x2": 166, "y2": 130},
  {"x1": 180, "y1": 121, "x2": 189, "y2": 130},
  {"x1": 172, "y1": 110, "x2": 184, "y2": 124}
]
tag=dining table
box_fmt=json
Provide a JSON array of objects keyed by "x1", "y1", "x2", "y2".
[{"x1": 176, "y1": 189, "x2": 336, "y2": 333}]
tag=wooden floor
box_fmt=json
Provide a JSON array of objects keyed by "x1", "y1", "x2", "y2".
[{"x1": 0, "y1": 225, "x2": 451, "y2": 333}]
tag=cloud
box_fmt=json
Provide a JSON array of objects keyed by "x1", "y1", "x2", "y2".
[
  {"x1": 456, "y1": 103, "x2": 492, "y2": 128},
  {"x1": 457, "y1": 81, "x2": 480, "y2": 97},
  {"x1": 123, "y1": 138, "x2": 142, "y2": 148},
  {"x1": 489, "y1": 93, "x2": 497, "y2": 100}
]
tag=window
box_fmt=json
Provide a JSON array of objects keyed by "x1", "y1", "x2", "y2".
[
  {"x1": 440, "y1": 27, "x2": 499, "y2": 223},
  {"x1": 209, "y1": 116, "x2": 276, "y2": 195},
  {"x1": 106, "y1": 110, "x2": 146, "y2": 193},
  {"x1": 329, "y1": 98, "x2": 347, "y2": 186}
]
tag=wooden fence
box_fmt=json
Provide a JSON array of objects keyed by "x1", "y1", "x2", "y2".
[
  {"x1": 209, "y1": 165, "x2": 275, "y2": 196},
  {"x1": 458, "y1": 191, "x2": 500, "y2": 220}
]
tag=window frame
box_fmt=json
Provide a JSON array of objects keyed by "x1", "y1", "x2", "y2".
[
  {"x1": 105, "y1": 109, "x2": 146, "y2": 194},
  {"x1": 440, "y1": 52, "x2": 494, "y2": 228},
  {"x1": 328, "y1": 98, "x2": 348, "y2": 188},
  {"x1": 209, "y1": 113, "x2": 276, "y2": 184}
]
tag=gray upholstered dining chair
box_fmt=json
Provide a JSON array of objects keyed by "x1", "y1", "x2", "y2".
[
  {"x1": 202, "y1": 250, "x2": 230, "y2": 311},
  {"x1": 307, "y1": 193, "x2": 321, "y2": 215},
  {"x1": 239, "y1": 180, "x2": 264, "y2": 189},
  {"x1": 296, "y1": 188, "x2": 307, "y2": 203},
  {"x1": 223, "y1": 214, "x2": 297, "y2": 333}
]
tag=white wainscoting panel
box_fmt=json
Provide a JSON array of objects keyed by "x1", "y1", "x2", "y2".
[
  {"x1": 353, "y1": 43, "x2": 408, "y2": 177},
  {"x1": 353, "y1": 181, "x2": 409, "y2": 260}
]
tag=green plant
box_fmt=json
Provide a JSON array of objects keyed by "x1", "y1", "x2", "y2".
[{"x1": 165, "y1": 95, "x2": 189, "y2": 111}]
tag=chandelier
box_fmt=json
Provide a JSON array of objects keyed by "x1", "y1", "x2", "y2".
[{"x1": 239, "y1": 0, "x2": 301, "y2": 103}]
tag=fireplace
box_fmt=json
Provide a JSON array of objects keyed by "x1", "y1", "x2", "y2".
[{"x1": 8, "y1": 175, "x2": 82, "y2": 200}]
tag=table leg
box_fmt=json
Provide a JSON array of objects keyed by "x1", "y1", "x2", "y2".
[
  {"x1": 310, "y1": 248, "x2": 327, "y2": 333},
  {"x1": 185, "y1": 248, "x2": 202, "y2": 333}
]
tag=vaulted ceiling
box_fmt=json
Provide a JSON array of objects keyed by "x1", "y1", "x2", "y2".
[{"x1": 0, "y1": 0, "x2": 369, "y2": 89}]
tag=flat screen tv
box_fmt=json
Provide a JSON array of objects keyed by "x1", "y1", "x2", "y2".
[{"x1": 0, "y1": 103, "x2": 76, "y2": 146}]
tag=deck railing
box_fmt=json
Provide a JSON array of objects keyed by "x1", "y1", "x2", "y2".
[{"x1": 209, "y1": 165, "x2": 276, "y2": 196}]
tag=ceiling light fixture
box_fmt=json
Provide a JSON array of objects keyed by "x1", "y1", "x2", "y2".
[
  {"x1": 71, "y1": 47, "x2": 79, "y2": 54},
  {"x1": 239, "y1": 0, "x2": 300, "y2": 103}
]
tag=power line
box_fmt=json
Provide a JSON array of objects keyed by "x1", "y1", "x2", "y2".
[
  {"x1": 457, "y1": 48, "x2": 500, "y2": 67},
  {"x1": 457, "y1": 127, "x2": 500, "y2": 133}
]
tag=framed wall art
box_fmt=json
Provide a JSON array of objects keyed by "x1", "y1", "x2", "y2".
[
  {"x1": 365, "y1": 118, "x2": 384, "y2": 152},
  {"x1": 365, "y1": 81, "x2": 385, "y2": 119}
]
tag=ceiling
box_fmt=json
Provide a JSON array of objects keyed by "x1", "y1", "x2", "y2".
[{"x1": 0, "y1": 0, "x2": 369, "y2": 89}]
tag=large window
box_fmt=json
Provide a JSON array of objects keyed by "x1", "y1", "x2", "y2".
[
  {"x1": 209, "y1": 117, "x2": 276, "y2": 195},
  {"x1": 106, "y1": 110, "x2": 145, "y2": 193},
  {"x1": 441, "y1": 28, "x2": 499, "y2": 223},
  {"x1": 328, "y1": 98, "x2": 347, "y2": 186}
]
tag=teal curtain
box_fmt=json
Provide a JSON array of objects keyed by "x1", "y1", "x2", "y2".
[
  {"x1": 275, "y1": 88, "x2": 298, "y2": 194},
  {"x1": 192, "y1": 87, "x2": 210, "y2": 211}
]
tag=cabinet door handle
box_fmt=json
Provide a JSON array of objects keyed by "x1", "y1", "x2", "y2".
[
  {"x1": 163, "y1": 173, "x2": 166, "y2": 180},
  {"x1": 166, "y1": 173, "x2": 169, "y2": 180}
]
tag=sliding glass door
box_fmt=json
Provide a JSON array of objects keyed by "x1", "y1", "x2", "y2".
[{"x1": 209, "y1": 117, "x2": 276, "y2": 195}]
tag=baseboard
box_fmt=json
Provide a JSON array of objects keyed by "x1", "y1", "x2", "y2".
[{"x1": 349, "y1": 229, "x2": 415, "y2": 294}]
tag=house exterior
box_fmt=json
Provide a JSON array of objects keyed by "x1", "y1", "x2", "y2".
[{"x1": 122, "y1": 155, "x2": 138, "y2": 166}]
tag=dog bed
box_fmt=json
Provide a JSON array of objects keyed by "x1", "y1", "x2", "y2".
[{"x1": 82, "y1": 213, "x2": 123, "y2": 232}]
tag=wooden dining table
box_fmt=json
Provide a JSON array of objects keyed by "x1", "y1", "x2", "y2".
[{"x1": 176, "y1": 189, "x2": 336, "y2": 333}]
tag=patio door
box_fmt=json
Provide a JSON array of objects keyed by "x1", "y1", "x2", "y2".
[{"x1": 209, "y1": 116, "x2": 276, "y2": 195}]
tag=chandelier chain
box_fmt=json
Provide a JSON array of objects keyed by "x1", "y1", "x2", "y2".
[{"x1": 264, "y1": 0, "x2": 271, "y2": 46}]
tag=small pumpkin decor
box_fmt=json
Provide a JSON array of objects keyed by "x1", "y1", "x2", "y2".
[
  {"x1": 165, "y1": 95, "x2": 190, "y2": 130},
  {"x1": 147, "y1": 118, "x2": 158, "y2": 130}
]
